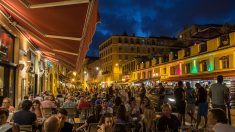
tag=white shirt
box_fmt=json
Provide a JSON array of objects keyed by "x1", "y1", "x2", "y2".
[
  {"x1": 212, "y1": 123, "x2": 235, "y2": 132},
  {"x1": 210, "y1": 83, "x2": 229, "y2": 105}
]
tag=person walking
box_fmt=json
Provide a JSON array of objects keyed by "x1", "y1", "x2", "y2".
[
  {"x1": 195, "y1": 83, "x2": 208, "y2": 129},
  {"x1": 174, "y1": 81, "x2": 186, "y2": 126},
  {"x1": 209, "y1": 75, "x2": 229, "y2": 112},
  {"x1": 158, "y1": 83, "x2": 165, "y2": 111},
  {"x1": 185, "y1": 82, "x2": 196, "y2": 125}
]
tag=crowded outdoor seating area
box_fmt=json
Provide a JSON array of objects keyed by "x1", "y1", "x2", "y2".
[{"x1": 0, "y1": 76, "x2": 234, "y2": 132}]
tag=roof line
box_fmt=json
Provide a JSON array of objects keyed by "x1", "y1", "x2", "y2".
[{"x1": 19, "y1": 0, "x2": 89, "y2": 9}]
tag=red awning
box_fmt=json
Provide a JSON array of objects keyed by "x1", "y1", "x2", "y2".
[{"x1": 0, "y1": 0, "x2": 99, "y2": 71}]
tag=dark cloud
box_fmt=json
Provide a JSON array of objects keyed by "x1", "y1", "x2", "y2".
[{"x1": 87, "y1": 0, "x2": 235, "y2": 57}]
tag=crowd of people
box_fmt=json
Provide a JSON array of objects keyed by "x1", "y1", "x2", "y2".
[{"x1": 0, "y1": 75, "x2": 234, "y2": 132}]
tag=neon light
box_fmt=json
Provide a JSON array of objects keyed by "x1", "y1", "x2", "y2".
[
  {"x1": 191, "y1": 60, "x2": 198, "y2": 73},
  {"x1": 208, "y1": 62, "x2": 214, "y2": 71}
]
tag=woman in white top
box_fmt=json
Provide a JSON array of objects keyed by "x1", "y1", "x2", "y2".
[{"x1": 208, "y1": 108, "x2": 235, "y2": 132}]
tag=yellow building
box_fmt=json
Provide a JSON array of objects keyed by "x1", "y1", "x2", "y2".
[
  {"x1": 99, "y1": 35, "x2": 184, "y2": 84},
  {"x1": 131, "y1": 31, "x2": 235, "y2": 83}
]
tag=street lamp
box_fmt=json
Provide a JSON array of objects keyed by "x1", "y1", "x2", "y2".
[
  {"x1": 96, "y1": 67, "x2": 99, "y2": 70},
  {"x1": 115, "y1": 63, "x2": 118, "y2": 66}
]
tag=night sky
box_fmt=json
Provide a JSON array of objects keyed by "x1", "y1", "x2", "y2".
[{"x1": 87, "y1": 0, "x2": 235, "y2": 57}]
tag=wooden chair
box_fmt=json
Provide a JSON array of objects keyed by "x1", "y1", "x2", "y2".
[{"x1": 19, "y1": 125, "x2": 32, "y2": 132}]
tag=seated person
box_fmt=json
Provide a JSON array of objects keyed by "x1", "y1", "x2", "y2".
[
  {"x1": 208, "y1": 108, "x2": 235, "y2": 132},
  {"x1": 31, "y1": 100, "x2": 43, "y2": 118},
  {"x1": 75, "y1": 105, "x2": 102, "y2": 131},
  {"x1": 157, "y1": 103, "x2": 180, "y2": 132},
  {"x1": 0, "y1": 109, "x2": 18, "y2": 132},
  {"x1": 41, "y1": 96, "x2": 56, "y2": 109},
  {"x1": 43, "y1": 116, "x2": 61, "y2": 132},
  {"x1": 57, "y1": 108, "x2": 74, "y2": 132},
  {"x1": 97, "y1": 113, "x2": 114, "y2": 132},
  {"x1": 13, "y1": 100, "x2": 38, "y2": 128},
  {"x1": 0, "y1": 98, "x2": 15, "y2": 112},
  {"x1": 101, "y1": 100, "x2": 113, "y2": 114},
  {"x1": 62, "y1": 96, "x2": 76, "y2": 108},
  {"x1": 77, "y1": 97, "x2": 90, "y2": 109}
]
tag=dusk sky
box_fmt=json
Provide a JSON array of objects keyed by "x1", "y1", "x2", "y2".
[{"x1": 87, "y1": 0, "x2": 235, "y2": 57}]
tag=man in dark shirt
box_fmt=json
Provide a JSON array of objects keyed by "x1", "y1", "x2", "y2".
[
  {"x1": 195, "y1": 83, "x2": 208, "y2": 129},
  {"x1": 13, "y1": 100, "x2": 37, "y2": 127},
  {"x1": 174, "y1": 81, "x2": 186, "y2": 126},
  {"x1": 157, "y1": 103, "x2": 180, "y2": 132},
  {"x1": 158, "y1": 83, "x2": 165, "y2": 111}
]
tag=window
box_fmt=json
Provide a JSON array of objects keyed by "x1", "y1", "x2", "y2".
[
  {"x1": 118, "y1": 37, "x2": 122, "y2": 43},
  {"x1": 119, "y1": 46, "x2": 122, "y2": 52},
  {"x1": 142, "y1": 72, "x2": 146, "y2": 79},
  {"x1": 220, "y1": 56, "x2": 229, "y2": 69},
  {"x1": 136, "y1": 39, "x2": 140, "y2": 44},
  {"x1": 201, "y1": 60, "x2": 208, "y2": 72},
  {"x1": 163, "y1": 68, "x2": 166, "y2": 74},
  {"x1": 200, "y1": 43, "x2": 207, "y2": 53},
  {"x1": 130, "y1": 38, "x2": 134, "y2": 44},
  {"x1": 152, "y1": 40, "x2": 155, "y2": 45},
  {"x1": 185, "y1": 63, "x2": 191, "y2": 74},
  {"x1": 125, "y1": 55, "x2": 128, "y2": 60},
  {"x1": 219, "y1": 34, "x2": 230, "y2": 48},
  {"x1": 119, "y1": 55, "x2": 122, "y2": 60},
  {"x1": 172, "y1": 52, "x2": 178, "y2": 60},
  {"x1": 148, "y1": 48, "x2": 150, "y2": 53},
  {"x1": 148, "y1": 71, "x2": 152, "y2": 78},
  {"x1": 125, "y1": 38, "x2": 128, "y2": 43},
  {"x1": 170, "y1": 66, "x2": 177, "y2": 75},
  {"x1": 184, "y1": 48, "x2": 190, "y2": 57}
]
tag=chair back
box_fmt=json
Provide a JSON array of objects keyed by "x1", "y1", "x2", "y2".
[{"x1": 19, "y1": 125, "x2": 32, "y2": 132}]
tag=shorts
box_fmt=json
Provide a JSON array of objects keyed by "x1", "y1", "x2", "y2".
[
  {"x1": 198, "y1": 102, "x2": 208, "y2": 116},
  {"x1": 176, "y1": 101, "x2": 186, "y2": 114},
  {"x1": 186, "y1": 103, "x2": 195, "y2": 113}
]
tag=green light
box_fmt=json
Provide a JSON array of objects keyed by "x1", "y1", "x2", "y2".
[
  {"x1": 191, "y1": 60, "x2": 198, "y2": 73},
  {"x1": 208, "y1": 63, "x2": 214, "y2": 71}
]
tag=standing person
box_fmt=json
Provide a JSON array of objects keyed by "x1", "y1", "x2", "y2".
[
  {"x1": 139, "y1": 83, "x2": 146, "y2": 103},
  {"x1": 185, "y1": 82, "x2": 196, "y2": 125},
  {"x1": 195, "y1": 83, "x2": 208, "y2": 129},
  {"x1": 174, "y1": 81, "x2": 186, "y2": 126},
  {"x1": 158, "y1": 83, "x2": 165, "y2": 111},
  {"x1": 209, "y1": 75, "x2": 229, "y2": 112}
]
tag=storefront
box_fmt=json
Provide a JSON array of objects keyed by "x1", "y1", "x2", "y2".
[{"x1": 0, "y1": 27, "x2": 16, "y2": 105}]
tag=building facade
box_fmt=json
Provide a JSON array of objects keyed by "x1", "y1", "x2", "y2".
[
  {"x1": 130, "y1": 31, "x2": 235, "y2": 84},
  {"x1": 99, "y1": 35, "x2": 184, "y2": 84}
]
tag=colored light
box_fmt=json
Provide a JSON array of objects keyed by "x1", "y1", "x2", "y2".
[{"x1": 191, "y1": 60, "x2": 198, "y2": 73}]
